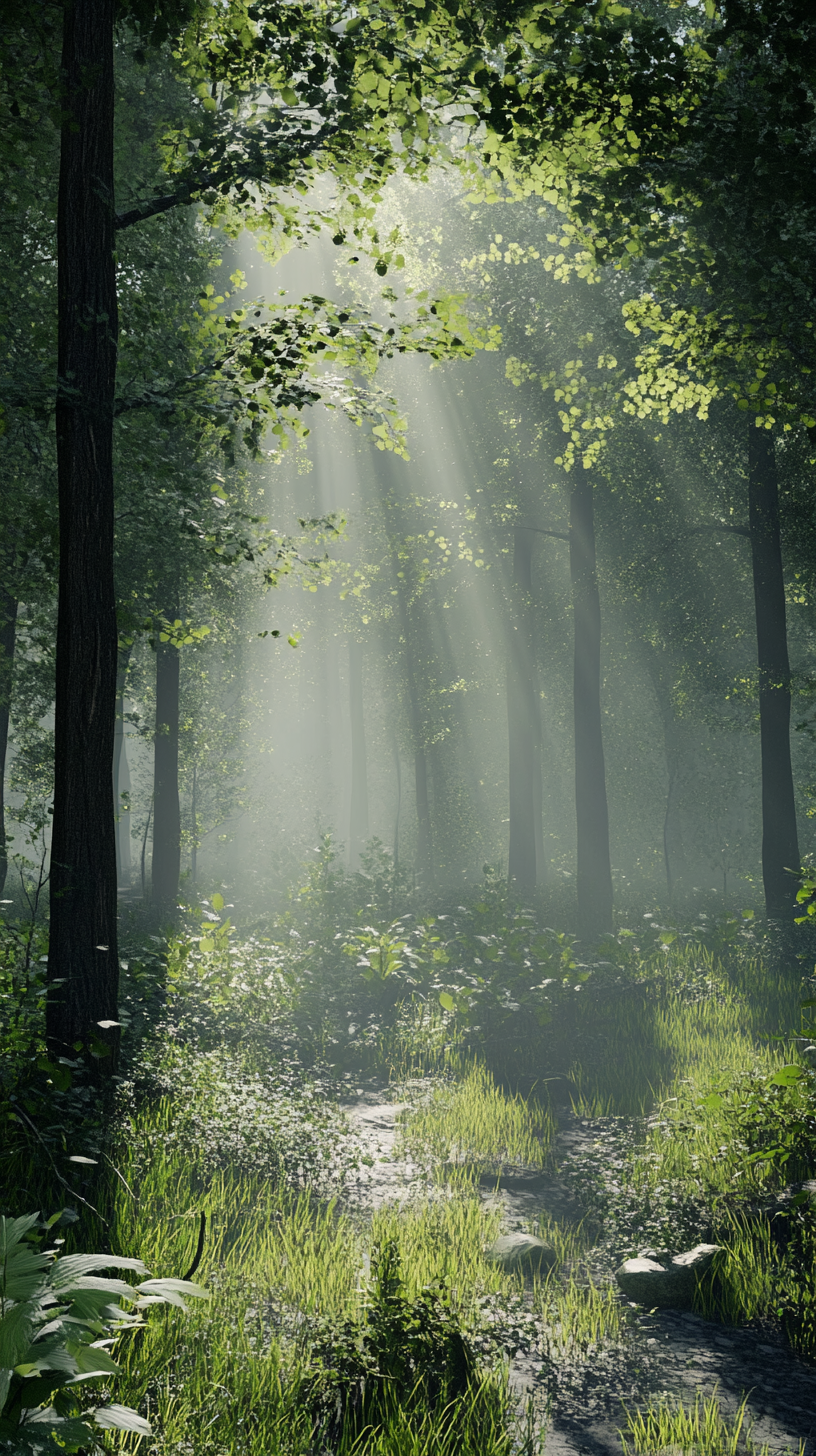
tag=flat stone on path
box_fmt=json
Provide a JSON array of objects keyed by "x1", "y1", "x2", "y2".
[
  {"x1": 615, "y1": 1243, "x2": 721, "y2": 1309},
  {"x1": 485, "y1": 1231, "x2": 558, "y2": 1275}
]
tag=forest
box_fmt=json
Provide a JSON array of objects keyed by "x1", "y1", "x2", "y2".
[{"x1": 1, "y1": 0, "x2": 816, "y2": 1452}]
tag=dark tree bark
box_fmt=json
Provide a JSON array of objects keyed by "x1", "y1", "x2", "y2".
[
  {"x1": 113, "y1": 651, "x2": 132, "y2": 892},
  {"x1": 570, "y1": 464, "x2": 613, "y2": 938},
  {"x1": 152, "y1": 634, "x2": 181, "y2": 915},
  {"x1": 507, "y1": 527, "x2": 538, "y2": 894},
  {"x1": 0, "y1": 583, "x2": 17, "y2": 896},
  {"x1": 348, "y1": 637, "x2": 369, "y2": 866},
  {"x1": 47, "y1": 0, "x2": 120, "y2": 1067},
  {"x1": 748, "y1": 424, "x2": 800, "y2": 918}
]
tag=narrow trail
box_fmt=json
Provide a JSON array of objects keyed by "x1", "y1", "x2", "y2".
[{"x1": 340, "y1": 1086, "x2": 816, "y2": 1456}]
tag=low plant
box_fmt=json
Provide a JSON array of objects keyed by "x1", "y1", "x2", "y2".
[
  {"x1": 302, "y1": 1239, "x2": 514, "y2": 1453},
  {"x1": 124, "y1": 1046, "x2": 358, "y2": 1192},
  {"x1": 0, "y1": 1210, "x2": 207, "y2": 1454},
  {"x1": 620, "y1": 1389, "x2": 800, "y2": 1456}
]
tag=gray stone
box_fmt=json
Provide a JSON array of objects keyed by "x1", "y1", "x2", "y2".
[
  {"x1": 485, "y1": 1232, "x2": 558, "y2": 1275},
  {"x1": 614, "y1": 1244, "x2": 722, "y2": 1309}
]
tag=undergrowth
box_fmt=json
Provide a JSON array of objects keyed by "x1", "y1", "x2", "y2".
[{"x1": 2, "y1": 858, "x2": 816, "y2": 1452}]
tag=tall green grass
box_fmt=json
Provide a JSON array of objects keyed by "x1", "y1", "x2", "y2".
[
  {"x1": 620, "y1": 1389, "x2": 804, "y2": 1456},
  {"x1": 397, "y1": 1063, "x2": 554, "y2": 1172}
]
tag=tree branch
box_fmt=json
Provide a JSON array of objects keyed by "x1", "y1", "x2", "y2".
[
  {"x1": 685, "y1": 523, "x2": 750, "y2": 538},
  {"x1": 513, "y1": 523, "x2": 570, "y2": 542}
]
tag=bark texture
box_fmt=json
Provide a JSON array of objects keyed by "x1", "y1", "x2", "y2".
[
  {"x1": 570, "y1": 465, "x2": 613, "y2": 938},
  {"x1": 748, "y1": 424, "x2": 800, "y2": 918},
  {"x1": 0, "y1": 583, "x2": 16, "y2": 895},
  {"x1": 113, "y1": 654, "x2": 132, "y2": 891},
  {"x1": 348, "y1": 637, "x2": 369, "y2": 866},
  {"x1": 507, "y1": 528, "x2": 538, "y2": 893},
  {"x1": 152, "y1": 635, "x2": 181, "y2": 915},
  {"x1": 47, "y1": 0, "x2": 120, "y2": 1066}
]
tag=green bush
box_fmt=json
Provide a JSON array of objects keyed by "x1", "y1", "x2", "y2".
[
  {"x1": 0, "y1": 1210, "x2": 207, "y2": 1454},
  {"x1": 302, "y1": 1239, "x2": 512, "y2": 1452}
]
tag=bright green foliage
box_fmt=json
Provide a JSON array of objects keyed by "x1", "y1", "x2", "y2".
[
  {"x1": 398, "y1": 1062, "x2": 554, "y2": 1172},
  {"x1": 620, "y1": 1390, "x2": 783, "y2": 1456},
  {"x1": 301, "y1": 1240, "x2": 503, "y2": 1451},
  {"x1": 0, "y1": 1211, "x2": 208, "y2": 1453}
]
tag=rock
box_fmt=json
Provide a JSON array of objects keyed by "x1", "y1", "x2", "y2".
[
  {"x1": 614, "y1": 1244, "x2": 721, "y2": 1309},
  {"x1": 485, "y1": 1232, "x2": 557, "y2": 1275}
]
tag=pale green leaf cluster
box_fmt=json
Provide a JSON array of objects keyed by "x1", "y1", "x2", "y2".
[{"x1": 0, "y1": 1212, "x2": 208, "y2": 1454}]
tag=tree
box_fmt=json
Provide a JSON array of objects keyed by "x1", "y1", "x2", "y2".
[
  {"x1": 506, "y1": 527, "x2": 539, "y2": 894},
  {"x1": 569, "y1": 463, "x2": 613, "y2": 936},
  {"x1": 47, "y1": 0, "x2": 121, "y2": 1064},
  {"x1": 348, "y1": 637, "x2": 370, "y2": 868},
  {"x1": 7, "y1": 0, "x2": 487, "y2": 1064},
  {"x1": 748, "y1": 425, "x2": 800, "y2": 915}
]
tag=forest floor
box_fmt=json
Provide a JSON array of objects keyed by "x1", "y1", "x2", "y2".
[
  {"x1": 4, "y1": 882, "x2": 816, "y2": 1454},
  {"x1": 340, "y1": 1083, "x2": 816, "y2": 1456}
]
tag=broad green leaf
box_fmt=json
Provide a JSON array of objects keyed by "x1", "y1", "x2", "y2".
[
  {"x1": 769, "y1": 1065, "x2": 802, "y2": 1087},
  {"x1": 93, "y1": 1403, "x2": 151, "y2": 1436},
  {"x1": 0, "y1": 1302, "x2": 37, "y2": 1368}
]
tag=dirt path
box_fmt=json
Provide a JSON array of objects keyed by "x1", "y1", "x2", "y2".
[{"x1": 339, "y1": 1086, "x2": 815, "y2": 1455}]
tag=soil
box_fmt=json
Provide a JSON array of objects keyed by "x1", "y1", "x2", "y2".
[{"x1": 340, "y1": 1085, "x2": 816, "y2": 1456}]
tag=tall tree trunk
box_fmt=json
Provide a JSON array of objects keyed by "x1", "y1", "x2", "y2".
[
  {"x1": 393, "y1": 735, "x2": 401, "y2": 869},
  {"x1": 191, "y1": 762, "x2": 198, "y2": 886},
  {"x1": 570, "y1": 464, "x2": 613, "y2": 939},
  {"x1": 507, "y1": 527, "x2": 538, "y2": 893},
  {"x1": 113, "y1": 652, "x2": 132, "y2": 891},
  {"x1": 414, "y1": 746, "x2": 432, "y2": 873},
  {"x1": 47, "y1": 0, "x2": 120, "y2": 1068},
  {"x1": 645, "y1": 651, "x2": 688, "y2": 908},
  {"x1": 390, "y1": 544, "x2": 433, "y2": 877},
  {"x1": 748, "y1": 424, "x2": 800, "y2": 918},
  {"x1": 348, "y1": 637, "x2": 369, "y2": 866},
  {"x1": 0, "y1": 582, "x2": 17, "y2": 897},
  {"x1": 152, "y1": 634, "x2": 181, "y2": 916}
]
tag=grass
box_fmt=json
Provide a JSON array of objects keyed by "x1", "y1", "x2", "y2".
[
  {"x1": 3, "y1": 902, "x2": 815, "y2": 1453},
  {"x1": 95, "y1": 1103, "x2": 529, "y2": 1452},
  {"x1": 397, "y1": 1062, "x2": 555, "y2": 1172},
  {"x1": 620, "y1": 1389, "x2": 804, "y2": 1456}
]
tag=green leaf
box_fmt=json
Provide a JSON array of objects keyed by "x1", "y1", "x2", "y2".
[
  {"x1": 93, "y1": 1403, "x2": 151, "y2": 1436},
  {"x1": 211, "y1": 893, "x2": 224, "y2": 911},
  {"x1": 0, "y1": 1301, "x2": 37, "y2": 1368},
  {"x1": 769, "y1": 1065, "x2": 802, "y2": 1087},
  {"x1": 439, "y1": 991, "x2": 456, "y2": 1012},
  {"x1": 199, "y1": 937, "x2": 215, "y2": 954}
]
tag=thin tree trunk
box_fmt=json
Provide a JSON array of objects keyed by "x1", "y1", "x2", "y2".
[
  {"x1": 191, "y1": 761, "x2": 198, "y2": 886},
  {"x1": 113, "y1": 652, "x2": 132, "y2": 891},
  {"x1": 47, "y1": 0, "x2": 120, "y2": 1068},
  {"x1": 152, "y1": 633, "x2": 181, "y2": 915},
  {"x1": 390, "y1": 543, "x2": 433, "y2": 877},
  {"x1": 645, "y1": 651, "x2": 688, "y2": 908},
  {"x1": 0, "y1": 584, "x2": 17, "y2": 896},
  {"x1": 414, "y1": 746, "x2": 432, "y2": 873},
  {"x1": 393, "y1": 735, "x2": 401, "y2": 868},
  {"x1": 748, "y1": 424, "x2": 800, "y2": 918},
  {"x1": 570, "y1": 464, "x2": 613, "y2": 938},
  {"x1": 507, "y1": 527, "x2": 538, "y2": 893},
  {"x1": 348, "y1": 637, "x2": 369, "y2": 866}
]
